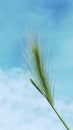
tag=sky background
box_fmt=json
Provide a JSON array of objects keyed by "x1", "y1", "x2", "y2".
[{"x1": 0, "y1": 0, "x2": 73, "y2": 129}]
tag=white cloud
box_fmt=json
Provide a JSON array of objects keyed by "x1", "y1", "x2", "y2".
[{"x1": 0, "y1": 68, "x2": 73, "y2": 130}]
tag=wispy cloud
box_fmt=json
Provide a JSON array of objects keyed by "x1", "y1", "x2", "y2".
[{"x1": 0, "y1": 68, "x2": 73, "y2": 130}]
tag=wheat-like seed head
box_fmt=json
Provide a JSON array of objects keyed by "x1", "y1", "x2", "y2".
[{"x1": 22, "y1": 37, "x2": 54, "y2": 106}]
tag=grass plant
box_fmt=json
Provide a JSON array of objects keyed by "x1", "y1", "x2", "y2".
[{"x1": 22, "y1": 37, "x2": 70, "y2": 130}]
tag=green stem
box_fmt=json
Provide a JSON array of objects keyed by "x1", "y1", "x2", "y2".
[
  {"x1": 49, "y1": 103, "x2": 70, "y2": 130},
  {"x1": 30, "y1": 79, "x2": 70, "y2": 130}
]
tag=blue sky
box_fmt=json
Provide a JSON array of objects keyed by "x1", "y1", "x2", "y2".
[{"x1": 0, "y1": 0, "x2": 73, "y2": 129}]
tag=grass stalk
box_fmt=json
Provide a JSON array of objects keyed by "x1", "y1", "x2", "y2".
[
  {"x1": 30, "y1": 78, "x2": 70, "y2": 130},
  {"x1": 23, "y1": 37, "x2": 70, "y2": 130},
  {"x1": 48, "y1": 102, "x2": 70, "y2": 130}
]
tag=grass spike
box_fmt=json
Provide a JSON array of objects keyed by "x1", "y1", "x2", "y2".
[{"x1": 22, "y1": 37, "x2": 70, "y2": 130}]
